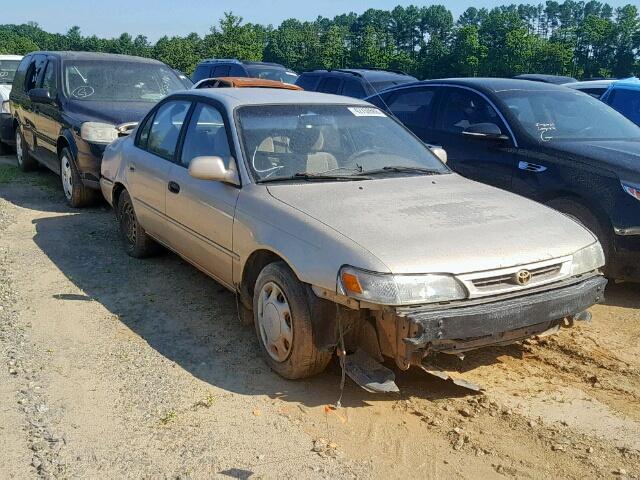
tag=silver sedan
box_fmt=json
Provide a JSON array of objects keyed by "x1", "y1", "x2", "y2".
[{"x1": 100, "y1": 89, "x2": 606, "y2": 390}]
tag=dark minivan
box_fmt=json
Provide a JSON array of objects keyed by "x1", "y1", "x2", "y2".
[
  {"x1": 296, "y1": 68, "x2": 417, "y2": 99},
  {"x1": 368, "y1": 78, "x2": 640, "y2": 281},
  {"x1": 192, "y1": 59, "x2": 298, "y2": 85},
  {"x1": 10, "y1": 51, "x2": 185, "y2": 207}
]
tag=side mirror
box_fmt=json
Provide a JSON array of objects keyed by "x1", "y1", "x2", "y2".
[
  {"x1": 28, "y1": 88, "x2": 54, "y2": 104},
  {"x1": 462, "y1": 123, "x2": 509, "y2": 141},
  {"x1": 429, "y1": 145, "x2": 448, "y2": 164},
  {"x1": 188, "y1": 156, "x2": 240, "y2": 186}
]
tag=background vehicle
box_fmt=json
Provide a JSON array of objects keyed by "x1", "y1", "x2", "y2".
[
  {"x1": 9, "y1": 51, "x2": 185, "y2": 207},
  {"x1": 192, "y1": 59, "x2": 298, "y2": 85},
  {"x1": 193, "y1": 76, "x2": 302, "y2": 90},
  {"x1": 0, "y1": 54, "x2": 23, "y2": 154},
  {"x1": 600, "y1": 77, "x2": 640, "y2": 126},
  {"x1": 513, "y1": 73, "x2": 577, "y2": 84},
  {"x1": 173, "y1": 69, "x2": 194, "y2": 89},
  {"x1": 368, "y1": 78, "x2": 640, "y2": 281},
  {"x1": 566, "y1": 79, "x2": 614, "y2": 98},
  {"x1": 100, "y1": 89, "x2": 605, "y2": 390},
  {"x1": 296, "y1": 68, "x2": 417, "y2": 99}
]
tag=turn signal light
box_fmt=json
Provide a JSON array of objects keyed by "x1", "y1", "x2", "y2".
[{"x1": 341, "y1": 272, "x2": 363, "y2": 294}]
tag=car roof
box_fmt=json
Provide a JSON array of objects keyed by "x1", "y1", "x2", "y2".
[
  {"x1": 25, "y1": 51, "x2": 164, "y2": 64},
  {"x1": 181, "y1": 88, "x2": 370, "y2": 109},
  {"x1": 566, "y1": 79, "x2": 615, "y2": 89},
  {"x1": 302, "y1": 69, "x2": 415, "y2": 81},
  {"x1": 0, "y1": 55, "x2": 23, "y2": 60},
  {"x1": 610, "y1": 77, "x2": 640, "y2": 91},
  {"x1": 411, "y1": 77, "x2": 572, "y2": 94},
  {"x1": 198, "y1": 58, "x2": 289, "y2": 69},
  {"x1": 194, "y1": 77, "x2": 302, "y2": 90},
  {"x1": 513, "y1": 73, "x2": 577, "y2": 84}
]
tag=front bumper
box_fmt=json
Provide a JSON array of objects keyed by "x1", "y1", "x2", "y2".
[
  {"x1": 397, "y1": 275, "x2": 606, "y2": 356},
  {"x1": 74, "y1": 136, "x2": 108, "y2": 189},
  {"x1": 0, "y1": 113, "x2": 14, "y2": 145}
]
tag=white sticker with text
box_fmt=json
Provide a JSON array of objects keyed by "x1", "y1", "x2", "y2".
[{"x1": 348, "y1": 107, "x2": 386, "y2": 117}]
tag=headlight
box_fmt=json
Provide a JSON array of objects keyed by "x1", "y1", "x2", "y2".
[
  {"x1": 80, "y1": 122, "x2": 118, "y2": 144},
  {"x1": 1, "y1": 100, "x2": 10, "y2": 114},
  {"x1": 622, "y1": 181, "x2": 640, "y2": 202},
  {"x1": 570, "y1": 242, "x2": 605, "y2": 276},
  {"x1": 339, "y1": 266, "x2": 467, "y2": 306}
]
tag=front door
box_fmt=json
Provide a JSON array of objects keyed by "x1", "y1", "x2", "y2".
[
  {"x1": 165, "y1": 102, "x2": 239, "y2": 287},
  {"x1": 33, "y1": 57, "x2": 60, "y2": 170}
]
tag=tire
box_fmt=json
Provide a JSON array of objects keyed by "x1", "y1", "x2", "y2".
[
  {"x1": 252, "y1": 261, "x2": 332, "y2": 379},
  {"x1": 116, "y1": 189, "x2": 159, "y2": 258},
  {"x1": 15, "y1": 127, "x2": 37, "y2": 171},
  {"x1": 59, "y1": 147, "x2": 96, "y2": 208}
]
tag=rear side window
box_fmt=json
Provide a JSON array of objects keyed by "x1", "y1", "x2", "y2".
[
  {"x1": 437, "y1": 88, "x2": 505, "y2": 134},
  {"x1": 212, "y1": 65, "x2": 230, "y2": 77},
  {"x1": 386, "y1": 88, "x2": 436, "y2": 131},
  {"x1": 180, "y1": 103, "x2": 231, "y2": 168},
  {"x1": 341, "y1": 79, "x2": 367, "y2": 98},
  {"x1": 608, "y1": 88, "x2": 640, "y2": 125},
  {"x1": 318, "y1": 77, "x2": 342, "y2": 94},
  {"x1": 146, "y1": 100, "x2": 191, "y2": 160},
  {"x1": 296, "y1": 74, "x2": 321, "y2": 91},
  {"x1": 228, "y1": 64, "x2": 245, "y2": 77},
  {"x1": 192, "y1": 64, "x2": 211, "y2": 83}
]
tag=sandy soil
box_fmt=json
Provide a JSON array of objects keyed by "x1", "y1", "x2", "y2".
[{"x1": 1, "y1": 154, "x2": 638, "y2": 479}]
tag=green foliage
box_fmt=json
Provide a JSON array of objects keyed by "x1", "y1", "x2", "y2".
[{"x1": 0, "y1": 1, "x2": 638, "y2": 78}]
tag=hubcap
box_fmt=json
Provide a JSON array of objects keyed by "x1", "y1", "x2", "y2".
[
  {"x1": 61, "y1": 155, "x2": 73, "y2": 200},
  {"x1": 121, "y1": 201, "x2": 137, "y2": 246},
  {"x1": 257, "y1": 282, "x2": 293, "y2": 362},
  {"x1": 15, "y1": 131, "x2": 23, "y2": 166}
]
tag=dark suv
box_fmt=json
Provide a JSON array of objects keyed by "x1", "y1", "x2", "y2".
[
  {"x1": 192, "y1": 59, "x2": 298, "y2": 85},
  {"x1": 10, "y1": 51, "x2": 185, "y2": 207},
  {"x1": 295, "y1": 69, "x2": 417, "y2": 99}
]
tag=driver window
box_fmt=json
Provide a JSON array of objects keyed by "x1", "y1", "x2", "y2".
[
  {"x1": 147, "y1": 100, "x2": 191, "y2": 161},
  {"x1": 180, "y1": 103, "x2": 231, "y2": 168},
  {"x1": 24, "y1": 55, "x2": 46, "y2": 92},
  {"x1": 438, "y1": 88, "x2": 504, "y2": 134},
  {"x1": 41, "y1": 60, "x2": 58, "y2": 98}
]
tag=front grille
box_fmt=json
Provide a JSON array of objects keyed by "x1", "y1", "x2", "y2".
[{"x1": 472, "y1": 263, "x2": 562, "y2": 289}]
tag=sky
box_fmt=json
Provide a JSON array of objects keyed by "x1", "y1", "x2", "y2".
[{"x1": 2, "y1": 0, "x2": 634, "y2": 41}]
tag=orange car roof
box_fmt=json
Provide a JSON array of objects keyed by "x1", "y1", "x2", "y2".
[{"x1": 211, "y1": 77, "x2": 302, "y2": 90}]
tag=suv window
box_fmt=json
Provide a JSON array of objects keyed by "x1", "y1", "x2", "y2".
[
  {"x1": 24, "y1": 55, "x2": 47, "y2": 92},
  {"x1": 11, "y1": 56, "x2": 32, "y2": 93},
  {"x1": 146, "y1": 100, "x2": 191, "y2": 160},
  {"x1": 296, "y1": 74, "x2": 320, "y2": 91},
  {"x1": 386, "y1": 87, "x2": 436, "y2": 131},
  {"x1": 437, "y1": 88, "x2": 505, "y2": 134},
  {"x1": 318, "y1": 77, "x2": 342, "y2": 94},
  {"x1": 212, "y1": 65, "x2": 230, "y2": 77},
  {"x1": 193, "y1": 64, "x2": 211, "y2": 83},
  {"x1": 228, "y1": 64, "x2": 245, "y2": 77},
  {"x1": 41, "y1": 60, "x2": 58, "y2": 97},
  {"x1": 180, "y1": 103, "x2": 231, "y2": 168},
  {"x1": 609, "y1": 88, "x2": 640, "y2": 125},
  {"x1": 341, "y1": 78, "x2": 367, "y2": 98}
]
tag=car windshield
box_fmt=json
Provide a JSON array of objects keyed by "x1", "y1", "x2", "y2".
[
  {"x1": 237, "y1": 104, "x2": 449, "y2": 182},
  {"x1": 62, "y1": 60, "x2": 184, "y2": 102},
  {"x1": 245, "y1": 66, "x2": 298, "y2": 84},
  {"x1": 496, "y1": 89, "x2": 640, "y2": 142},
  {"x1": 0, "y1": 59, "x2": 21, "y2": 84}
]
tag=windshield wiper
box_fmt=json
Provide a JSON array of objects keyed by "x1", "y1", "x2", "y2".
[
  {"x1": 258, "y1": 172, "x2": 372, "y2": 183},
  {"x1": 357, "y1": 166, "x2": 443, "y2": 176}
]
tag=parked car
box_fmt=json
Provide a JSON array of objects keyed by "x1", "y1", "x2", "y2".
[
  {"x1": 9, "y1": 51, "x2": 185, "y2": 207},
  {"x1": 566, "y1": 79, "x2": 614, "y2": 98},
  {"x1": 513, "y1": 74, "x2": 577, "y2": 84},
  {"x1": 367, "y1": 78, "x2": 640, "y2": 281},
  {"x1": 600, "y1": 77, "x2": 640, "y2": 126},
  {"x1": 192, "y1": 59, "x2": 298, "y2": 85},
  {"x1": 173, "y1": 69, "x2": 194, "y2": 89},
  {"x1": 296, "y1": 68, "x2": 417, "y2": 99},
  {"x1": 0, "y1": 54, "x2": 23, "y2": 154},
  {"x1": 193, "y1": 76, "x2": 303, "y2": 90},
  {"x1": 100, "y1": 88, "x2": 606, "y2": 389}
]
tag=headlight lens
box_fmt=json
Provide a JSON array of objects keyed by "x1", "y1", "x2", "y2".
[
  {"x1": 571, "y1": 242, "x2": 605, "y2": 276},
  {"x1": 80, "y1": 122, "x2": 118, "y2": 144},
  {"x1": 622, "y1": 181, "x2": 640, "y2": 202},
  {"x1": 339, "y1": 266, "x2": 467, "y2": 305},
  {"x1": 1, "y1": 100, "x2": 10, "y2": 114}
]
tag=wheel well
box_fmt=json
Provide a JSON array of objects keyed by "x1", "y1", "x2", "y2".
[
  {"x1": 56, "y1": 137, "x2": 69, "y2": 158},
  {"x1": 112, "y1": 183, "x2": 126, "y2": 212},
  {"x1": 545, "y1": 193, "x2": 611, "y2": 229},
  {"x1": 240, "y1": 250, "x2": 286, "y2": 308}
]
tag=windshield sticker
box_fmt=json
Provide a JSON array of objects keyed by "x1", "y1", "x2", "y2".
[
  {"x1": 348, "y1": 107, "x2": 386, "y2": 117},
  {"x1": 71, "y1": 86, "x2": 95, "y2": 99},
  {"x1": 536, "y1": 122, "x2": 556, "y2": 142}
]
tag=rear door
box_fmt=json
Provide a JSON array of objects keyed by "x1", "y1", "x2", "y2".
[
  {"x1": 429, "y1": 86, "x2": 516, "y2": 190},
  {"x1": 127, "y1": 99, "x2": 191, "y2": 238},
  {"x1": 165, "y1": 102, "x2": 239, "y2": 287}
]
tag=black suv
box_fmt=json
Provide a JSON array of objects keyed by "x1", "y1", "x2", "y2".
[
  {"x1": 367, "y1": 78, "x2": 640, "y2": 281},
  {"x1": 192, "y1": 59, "x2": 298, "y2": 85},
  {"x1": 296, "y1": 69, "x2": 417, "y2": 99},
  {"x1": 10, "y1": 51, "x2": 185, "y2": 207}
]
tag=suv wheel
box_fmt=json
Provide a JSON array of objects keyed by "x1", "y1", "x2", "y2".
[
  {"x1": 253, "y1": 262, "x2": 331, "y2": 379},
  {"x1": 15, "y1": 128, "x2": 37, "y2": 171},
  {"x1": 59, "y1": 147, "x2": 95, "y2": 208},
  {"x1": 116, "y1": 190, "x2": 159, "y2": 258}
]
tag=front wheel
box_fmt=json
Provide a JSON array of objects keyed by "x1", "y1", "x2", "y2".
[
  {"x1": 253, "y1": 262, "x2": 331, "y2": 379},
  {"x1": 60, "y1": 147, "x2": 95, "y2": 208}
]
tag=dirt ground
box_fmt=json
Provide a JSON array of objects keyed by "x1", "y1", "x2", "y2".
[{"x1": 1, "y1": 153, "x2": 639, "y2": 480}]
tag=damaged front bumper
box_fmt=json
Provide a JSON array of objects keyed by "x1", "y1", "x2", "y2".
[{"x1": 376, "y1": 275, "x2": 607, "y2": 369}]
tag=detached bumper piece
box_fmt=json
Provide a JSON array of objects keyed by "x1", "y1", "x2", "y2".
[{"x1": 400, "y1": 275, "x2": 607, "y2": 356}]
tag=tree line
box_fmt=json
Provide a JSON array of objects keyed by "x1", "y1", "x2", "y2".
[{"x1": 1, "y1": 1, "x2": 639, "y2": 80}]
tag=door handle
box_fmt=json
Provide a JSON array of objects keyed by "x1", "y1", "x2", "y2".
[
  {"x1": 168, "y1": 181, "x2": 180, "y2": 194},
  {"x1": 518, "y1": 161, "x2": 547, "y2": 173},
  {"x1": 128, "y1": 164, "x2": 135, "y2": 172}
]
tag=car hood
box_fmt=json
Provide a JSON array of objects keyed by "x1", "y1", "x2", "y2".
[
  {"x1": 65, "y1": 100, "x2": 154, "y2": 126},
  {"x1": 0, "y1": 84, "x2": 11, "y2": 101},
  {"x1": 266, "y1": 174, "x2": 596, "y2": 275},
  {"x1": 549, "y1": 140, "x2": 640, "y2": 183}
]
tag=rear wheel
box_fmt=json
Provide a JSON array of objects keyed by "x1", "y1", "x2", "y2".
[
  {"x1": 253, "y1": 262, "x2": 331, "y2": 379},
  {"x1": 60, "y1": 147, "x2": 95, "y2": 208},
  {"x1": 15, "y1": 128, "x2": 37, "y2": 171},
  {"x1": 117, "y1": 190, "x2": 159, "y2": 258}
]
